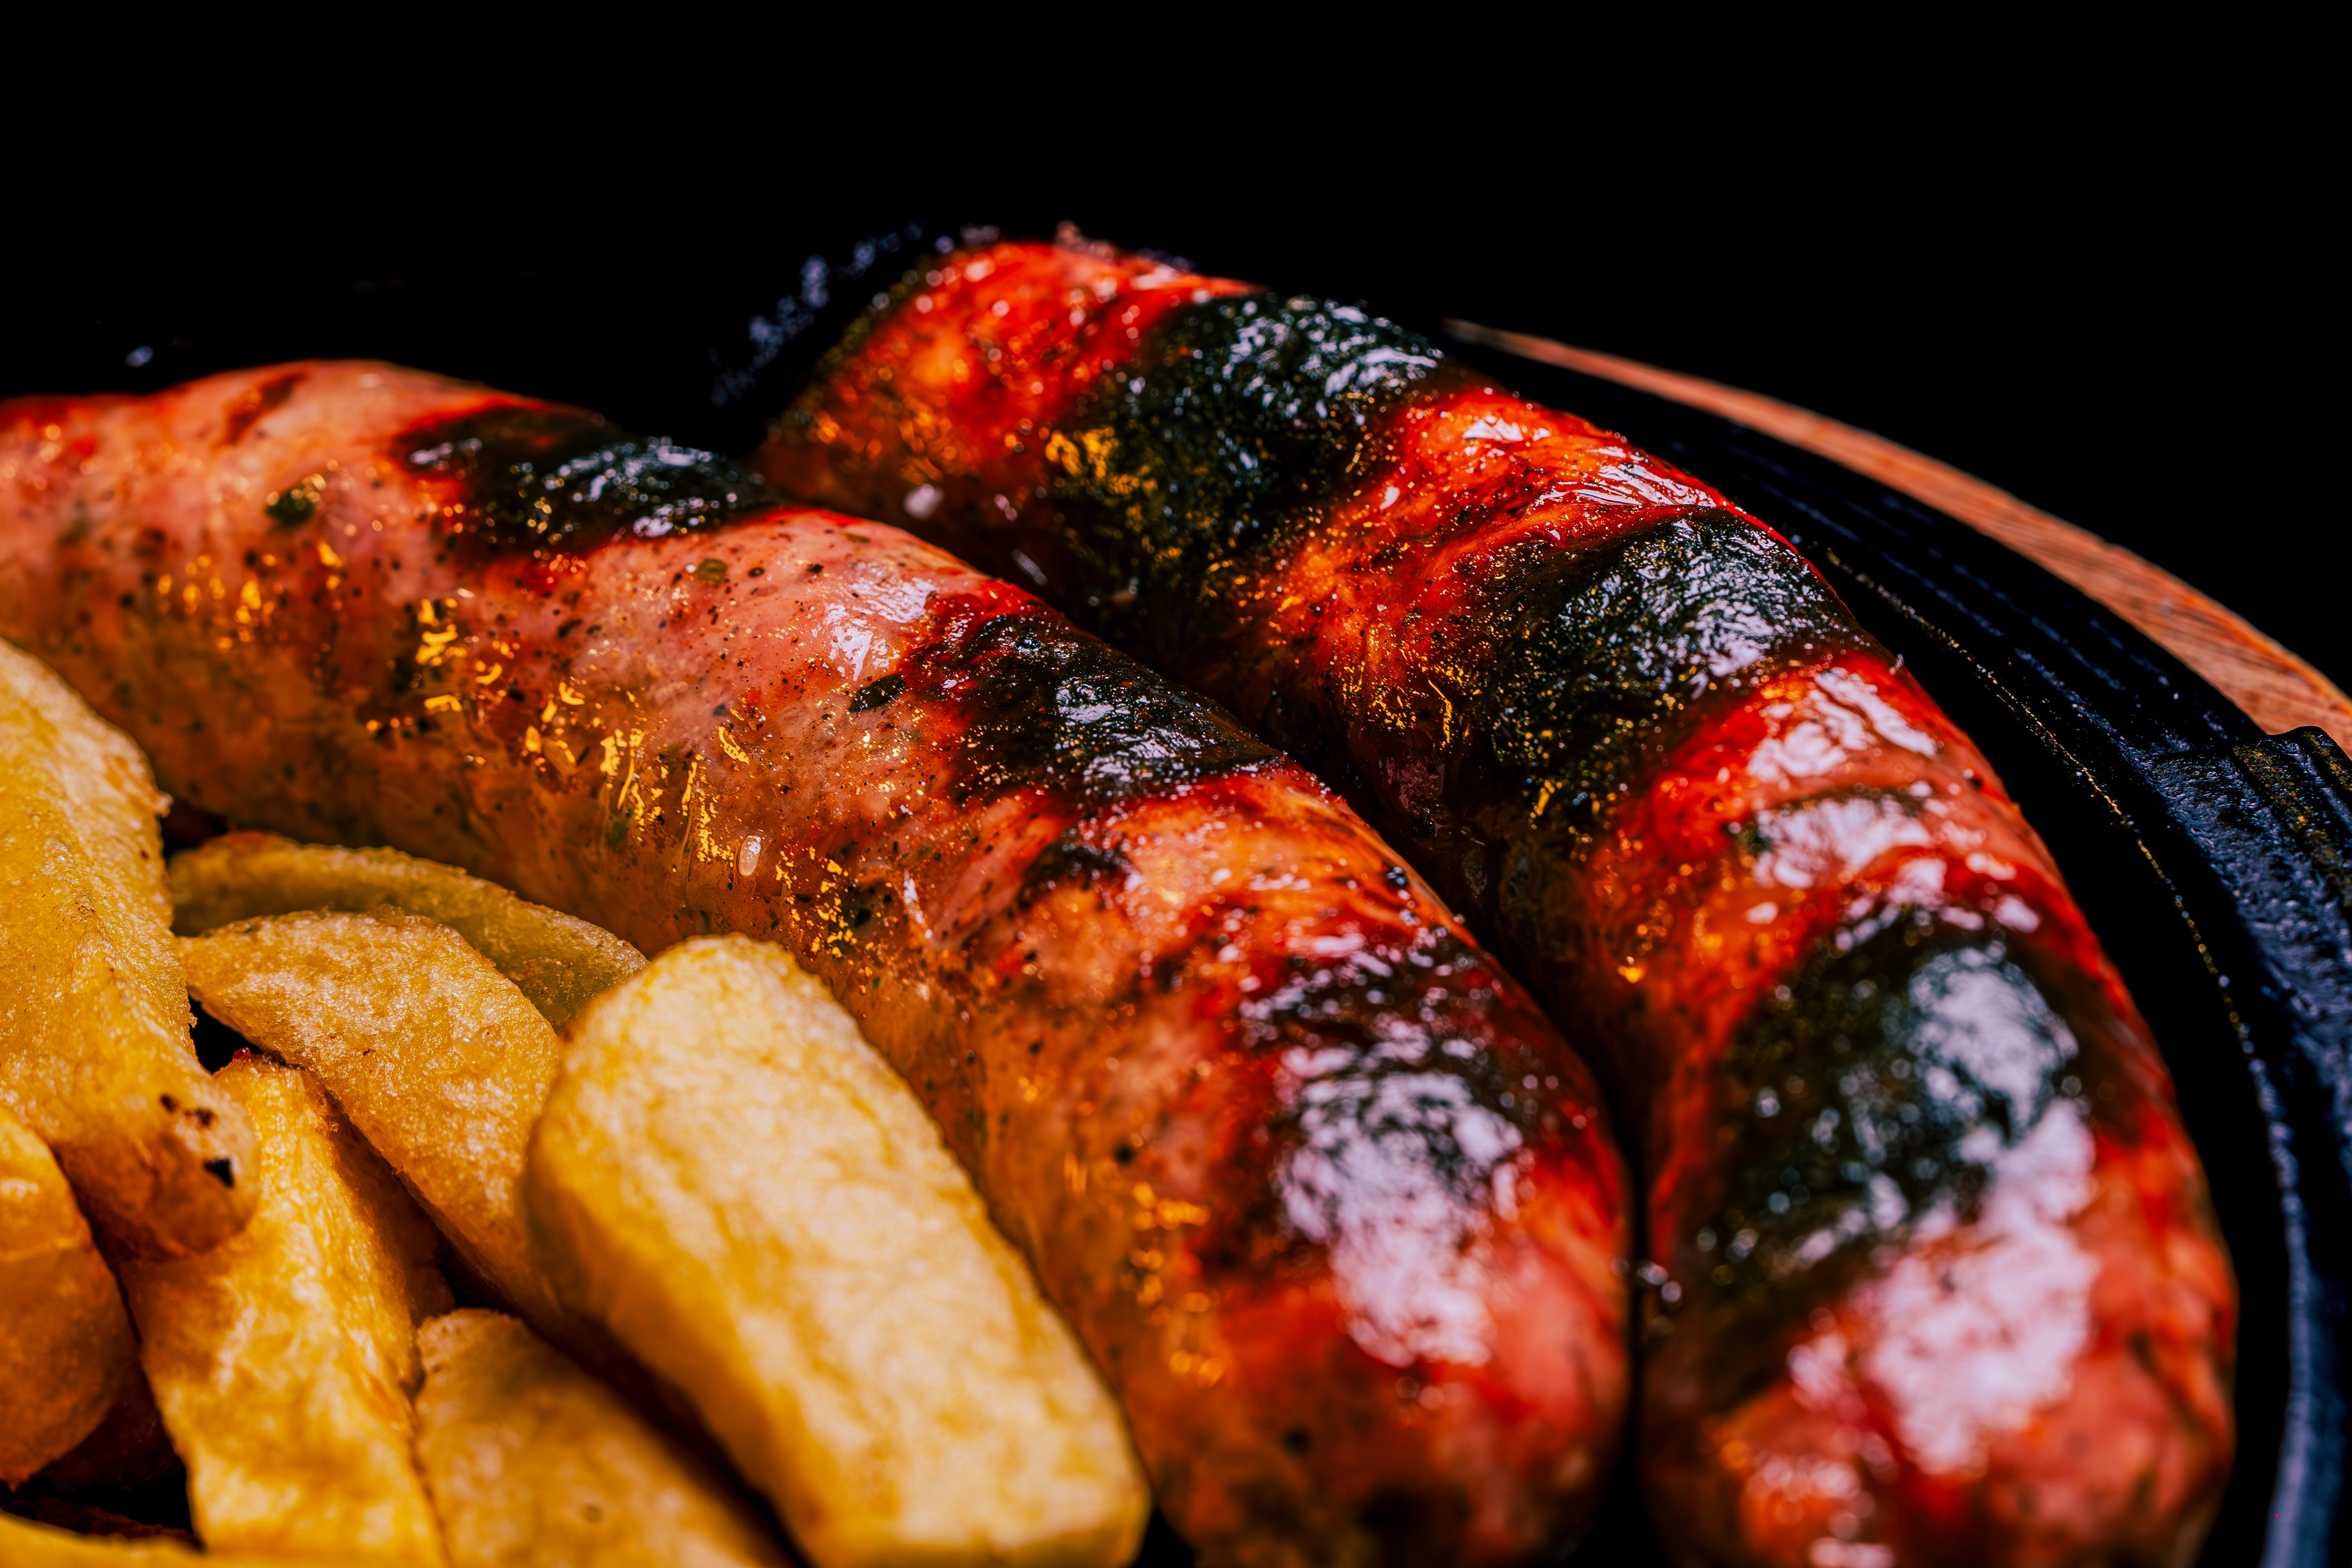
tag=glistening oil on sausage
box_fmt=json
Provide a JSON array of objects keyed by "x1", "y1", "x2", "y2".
[
  {"x1": 759, "y1": 238, "x2": 2238, "y2": 1568},
  {"x1": 0, "y1": 363, "x2": 1631, "y2": 1568}
]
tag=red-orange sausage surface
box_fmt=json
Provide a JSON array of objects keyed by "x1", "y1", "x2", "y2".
[
  {"x1": 0, "y1": 363, "x2": 1630, "y2": 1568},
  {"x1": 758, "y1": 240, "x2": 2238, "y2": 1567}
]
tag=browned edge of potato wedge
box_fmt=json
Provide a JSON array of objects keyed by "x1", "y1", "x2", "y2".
[
  {"x1": 526, "y1": 934, "x2": 1151, "y2": 1568},
  {"x1": 0, "y1": 639, "x2": 254, "y2": 1257},
  {"x1": 414, "y1": 1309, "x2": 791, "y2": 1568},
  {"x1": 0, "y1": 1104, "x2": 139, "y2": 1486},
  {"x1": 115, "y1": 1055, "x2": 452, "y2": 1566},
  {"x1": 169, "y1": 834, "x2": 645, "y2": 1029}
]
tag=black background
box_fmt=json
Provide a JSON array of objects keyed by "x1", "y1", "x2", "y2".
[
  {"x1": 5, "y1": 66, "x2": 2336, "y2": 691},
  {"x1": 2, "y1": 45, "x2": 2337, "y2": 1564}
]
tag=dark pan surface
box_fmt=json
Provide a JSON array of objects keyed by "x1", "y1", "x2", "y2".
[{"x1": 8, "y1": 227, "x2": 2343, "y2": 1568}]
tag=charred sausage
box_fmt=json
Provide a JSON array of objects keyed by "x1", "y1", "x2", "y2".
[
  {"x1": 759, "y1": 240, "x2": 2238, "y2": 1567},
  {"x1": 0, "y1": 363, "x2": 1629, "y2": 1568}
]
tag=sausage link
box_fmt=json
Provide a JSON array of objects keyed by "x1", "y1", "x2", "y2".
[
  {"x1": 759, "y1": 240, "x2": 2237, "y2": 1567},
  {"x1": 0, "y1": 364, "x2": 1629, "y2": 1568}
]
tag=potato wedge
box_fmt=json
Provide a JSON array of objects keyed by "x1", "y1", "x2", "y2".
[
  {"x1": 169, "y1": 834, "x2": 644, "y2": 1028},
  {"x1": 0, "y1": 640, "x2": 254, "y2": 1256},
  {"x1": 117, "y1": 1056, "x2": 452, "y2": 1566},
  {"x1": 0, "y1": 1508, "x2": 431, "y2": 1565},
  {"x1": 0, "y1": 1515, "x2": 189, "y2": 1568},
  {"x1": 0, "y1": 1104, "x2": 138, "y2": 1485},
  {"x1": 526, "y1": 935, "x2": 1149, "y2": 1568},
  {"x1": 180, "y1": 910, "x2": 568, "y2": 1336},
  {"x1": 414, "y1": 1310, "x2": 790, "y2": 1568}
]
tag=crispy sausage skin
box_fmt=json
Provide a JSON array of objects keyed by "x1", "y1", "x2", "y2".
[
  {"x1": 0, "y1": 364, "x2": 1629, "y2": 1568},
  {"x1": 758, "y1": 240, "x2": 2238, "y2": 1567}
]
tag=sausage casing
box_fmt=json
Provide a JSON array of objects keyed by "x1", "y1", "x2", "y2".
[
  {"x1": 0, "y1": 364, "x2": 1629, "y2": 1567},
  {"x1": 759, "y1": 240, "x2": 2238, "y2": 1567}
]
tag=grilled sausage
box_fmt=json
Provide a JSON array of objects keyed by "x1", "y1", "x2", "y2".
[
  {"x1": 0, "y1": 363, "x2": 1629, "y2": 1568},
  {"x1": 758, "y1": 239, "x2": 2238, "y2": 1567}
]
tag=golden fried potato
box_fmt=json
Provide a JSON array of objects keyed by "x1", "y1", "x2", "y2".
[
  {"x1": 526, "y1": 936, "x2": 1149, "y2": 1568},
  {"x1": 0, "y1": 1514, "x2": 196, "y2": 1567},
  {"x1": 170, "y1": 834, "x2": 644, "y2": 1028},
  {"x1": 117, "y1": 1056, "x2": 452, "y2": 1566},
  {"x1": 180, "y1": 909, "x2": 569, "y2": 1336},
  {"x1": 0, "y1": 641, "x2": 254, "y2": 1256},
  {"x1": 0, "y1": 1508, "x2": 432, "y2": 1565},
  {"x1": 414, "y1": 1310, "x2": 790, "y2": 1568},
  {"x1": 0, "y1": 1105, "x2": 138, "y2": 1485}
]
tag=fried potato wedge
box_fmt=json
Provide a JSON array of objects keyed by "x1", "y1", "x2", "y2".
[
  {"x1": 526, "y1": 935, "x2": 1150, "y2": 1568},
  {"x1": 0, "y1": 1508, "x2": 432, "y2": 1565},
  {"x1": 117, "y1": 1057, "x2": 452, "y2": 1566},
  {"x1": 0, "y1": 1105, "x2": 138, "y2": 1485},
  {"x1": 170, "y1": 835, "x2": 644, "y2": 1028},
  {"x1": 0, "y1": 641, "x2": 254, "y2": 1256},
  {"x1": 415, "y1": 1310, "x2": 790, "y2": 1568},
  {"x1": 180, "y1": 910, "x2": 569, "y2": 1335}
]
